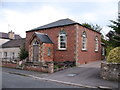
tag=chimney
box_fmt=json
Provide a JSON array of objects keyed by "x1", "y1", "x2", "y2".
[{"x1": 8, "y1": 30, "x2": 15, "y2": 39}]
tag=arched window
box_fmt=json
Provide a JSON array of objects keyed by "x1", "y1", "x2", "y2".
[
  {"x1": 58, "y1": 31, "x2": 67, "y2": 50},
  {"x1": 102, "y1": 47, "x2": 105, "y2": 55},
  {"x1": 95, "y1": 36, "x2": 99, "y2": 51},
  {"x1": 33, "y1": 40, "x2": 39, "y2": 45},
  {"x1": 47, "y1": 48, "x2": 51, "y2": 56},
  {"x1": 82, "y1": 31, "x2": 87, "y2": 50}
]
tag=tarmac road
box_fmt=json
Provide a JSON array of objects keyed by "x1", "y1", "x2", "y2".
[{"x1": 2, "y1": 71, "x2": 80, "y2": 88}]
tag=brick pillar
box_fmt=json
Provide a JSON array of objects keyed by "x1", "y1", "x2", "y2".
[
  {"x1": 75, "y1": 24, "x2": 79, "y2": 66},
  {"x1": 47, "y1": 62, "x2": 54, "y2": 73}
]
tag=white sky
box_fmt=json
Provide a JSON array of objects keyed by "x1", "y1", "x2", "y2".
[{"x1": 0, "y1": 0, "x2": 119, "y2": 38}]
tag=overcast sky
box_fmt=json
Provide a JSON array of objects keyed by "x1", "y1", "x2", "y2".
[{"x1": 0, "y1": 0, "x2": 119, "y2": 38}]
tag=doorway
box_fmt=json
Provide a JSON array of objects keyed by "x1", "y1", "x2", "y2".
[{"x1": 33, "y1": 41, "x2": 39, "y2": 62}]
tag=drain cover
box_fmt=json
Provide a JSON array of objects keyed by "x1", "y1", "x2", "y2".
[{"x1": 67, "y1": 73, "x2": 77, "y2": 77}]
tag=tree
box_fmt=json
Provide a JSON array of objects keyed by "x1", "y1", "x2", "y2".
[
  {"x1": 18, "y1": 44, "x2": 28, "y2": 60},
  {"x1": 105, "y1": 19, "x2": 120, "y2": 56},
  {"x1": 107, "y1": 19, "x2": 120, "y2": 47},
  {"x1": 82, "y1": 23, "x2": 102, "y2": 32}
]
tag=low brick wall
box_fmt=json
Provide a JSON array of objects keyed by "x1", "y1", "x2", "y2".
[
  {"x1": 2, "y1": 62, "x2": 17, "y2": 68},
  {"x1": 2, "y1": 61, "x2": 54, "y2": 73},
  {"x1": 24, "y1": 66, "x2": 48, "y2": 73},
  {"x1": 100, "y1": 61, "x2": 120, "y2": 81}
]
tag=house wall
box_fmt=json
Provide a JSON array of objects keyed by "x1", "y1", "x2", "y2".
[
  {"x1": 26, "y1": 24, "x2": 101, "y2": 65},
  {"x1": 26, "y1": 25, "x2": 77, "y2": 62},
  {"x1": 29, "y1": 37, "x2": 40, "y2": 61},
  {"x1": 29, "y1": 36, "x2": 53, "y2": 62},
  {"x1": 76, "y1": 25, "x2": 101, "y2": 65},
  {"x1": 42, "y1": 43, "x2": 53, "y2": 62},
  {"x1": 0, "y1": 47, "x2": 20, "y2": 61}
]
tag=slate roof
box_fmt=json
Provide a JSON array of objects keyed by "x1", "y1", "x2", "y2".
[
  {"x1": 35, "y1": 32, "x2": 53, "y2": 44},
  {"x1": 26, "y1": 18, "x2": 101, "y2": 34},
  {"x1": 27, "y1": 18, "x2": 79, "y2": 32},
  {"x1": 0, "y1": 32, "x2": 21, "y2": 39},
  {"x1": 1, "y1": 38, "x2": 25, "y2": 48}
]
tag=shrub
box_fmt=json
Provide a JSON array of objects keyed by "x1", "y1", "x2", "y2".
[
  {"x1": 107, "y1": 47, "x2": 120, "y2": 63},
  {"x1": 106, "y1": 46, "x2": 114, "y2": 56},
  {"x1": 18, "y1": 44, "x2": 28, "y2": 60}
]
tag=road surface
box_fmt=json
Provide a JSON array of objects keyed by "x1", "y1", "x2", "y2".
[{"x1": 2, "y1": 71, "x2": 81, "y2": 88}]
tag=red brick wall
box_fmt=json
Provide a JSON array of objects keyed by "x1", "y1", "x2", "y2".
[
  {"x1": 77, "y1": 25, "x2": 101, "y2": 64},
  {"x1": 26, "y1": 24, "x2": 101, "y2": 64},
  {"x1": 26, "y1": 25, "x2": 77, "y2": 62},
  {"x1": 42, "y1": 43, "x2": 53, "y2": 62},
  {"x1": 2, "y1": 62, "x2": 48, "y2": 73},
  {"x1": 2, "y1": 63, "x2": 17, "y2": 68},
  {"x1": 28, "y1": 36, "x2": 54, "y2": 62}
]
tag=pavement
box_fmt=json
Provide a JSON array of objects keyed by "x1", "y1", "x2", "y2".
[{"x1": 2, "y1": 61, "x2": 120, "y2": 89}]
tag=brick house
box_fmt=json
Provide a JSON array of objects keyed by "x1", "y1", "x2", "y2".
[{"x1": 26, "y1": 18, "x2": 101, "y2": 66}]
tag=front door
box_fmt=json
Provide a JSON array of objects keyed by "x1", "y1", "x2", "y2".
[{"x1": 33, "y1": 44, "x2": 39, "y2": 62}]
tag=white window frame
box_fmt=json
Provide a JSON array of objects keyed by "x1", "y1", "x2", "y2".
[
  {"x1": 11, "y1": 52, "x2": 15, "y2": 59},
  {"x1": 95, "y1": 37, "x2": 99, "y2": 51},
  {"x1": 58, "y1": 31, "x2": 67, "y2": 50},
  {"x1": 82, "y1": 32, "x2": 87, "y2": 50},
  {"x1": 102, "y1": 47, "x2": 105, "y2": 55},
  {"x1": 4, "y1": 52, "x2": 7, "y2": 58},
  {"x1": 47, "y1": 48, "x2": 51, "y2": 56},
  {"x1": 33, "y1": 40, "x2": 39, "y2": 46}
]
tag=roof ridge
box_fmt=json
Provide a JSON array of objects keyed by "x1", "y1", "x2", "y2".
[
  {"x1": 35, "y1": 32, "x2": 48, "y2": 35},
  {"x1": 0, "y1": 32, "x2": 7, "y2": 34},
  {"x1": 0, "y1": 32, "x2": 20, "y2": 35},
  {"x1": 27, "y1": 18, "x2": 79, "y2": 32},
  {"x1": 26, "y1": 18, "x2": 100, "y2": 34},
  {"x1": 1, "y1": 38, "x2": 25, "y2": 48}
]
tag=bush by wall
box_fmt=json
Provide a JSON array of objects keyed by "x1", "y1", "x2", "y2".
[{"x1": 107, "y1": 47, "x2": 120, "y2": 63}]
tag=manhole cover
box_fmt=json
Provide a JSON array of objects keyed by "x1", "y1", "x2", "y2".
[{"x1": 67, "y1": 73, "x2": 77, "y2": 77}]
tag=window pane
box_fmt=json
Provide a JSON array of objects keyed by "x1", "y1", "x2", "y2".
[
  {"x1": 82, "y1": 43, "x2": 85, "y2": 49},
  {"x1": 12, "y1": 52, "x2": 15, "y2": 59},
  {"x1": 95, "y1": 39, "x2": 98, "y2": 51},
  {"x1": 4, "y1": 52, "x2": 7, "y2": 58},
  {"x1": 47, "y1": 48, "x2": 51, "y2": 56},
  {"x1": 60, "y1": 38, "x2": 64, "y2": 41},
  {"x1": 60, "y1": 42, "x2": 66, "y2": 48},
  {"x1": 59, "y1": 32, "x2": 67, "y2": 49},
  {"x1": 82, "y1": 45, "x2": 85, "y2": 49},
  {"x1": 60, "y1": 36, "x2": 66, "y2": 41},
  {"x1": 82, "y1": 37, "x2": 86, "y2": 50},
  {"x1": 33, "y1": 40, "x2": 39, "y2": 45},
  {"x1": 82, "y1": 32, "x2": 87, "y2": 50}
]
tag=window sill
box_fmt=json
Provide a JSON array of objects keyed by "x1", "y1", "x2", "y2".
[
  {"x1": 57, "y1": 49, "x2": 67, "y2": 51},
  {"x1": 81, "y1": 49, "x2": 87, "y2": 51},
  {"x1": 95, "y1": 50, "x2": 98, "y2": 52}
]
